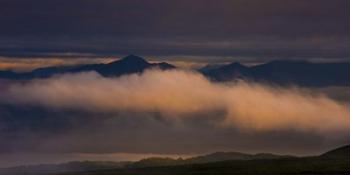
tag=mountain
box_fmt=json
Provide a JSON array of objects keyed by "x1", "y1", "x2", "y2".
[
  {"x1": 2, "y1": 56, "x2": 350, "y2": 87},
  {"x1": 0, "y1": 55, "x2": 176, "y2": 79},
  {"x1": 3, "y1": 146, "x2": 350, "y2": 175},
  {"x1": 187, "y1": 151, "x2": 292, "y2": 163},
  {"x1": 0, "y1": 151, "x2": 292, "y2": 174},
  {"x1": 186, "y1": 152, "x2": 252, "y2": 163},
  {"x1": 321, "y1": 145, "x2": 350, "y2": 159},
  {"x1": 129, "y1": 157, "x2": 183, "y2": 168},
  {"x1": 74, "y1": 55, "x2": 174, "y2": 77},
  {"x1": 55, "y1": 146, "x2": 350, "y2": 175},
  {"x1": 200, "y1": 62, "x2": 250, "y2": 81},
  {"x1": 0, "y1": 70, "x2": 18, "y2": 79},
  {"x1": 201, "y1": 60, "x2": 350, "y2": 87},
  {"x1": 129, "y1": 151, "x2": 292, "y2": 168},
  {"x1": 59, "y1": 157, "x2": 350, "y2": 175}
]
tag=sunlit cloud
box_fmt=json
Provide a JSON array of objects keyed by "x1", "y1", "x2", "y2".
[
  {"x1": 0, "y1": 57, "x2": 115, "y2": 72},
  {"x1": 3, "y1": 69, "x2": 350, "y2": 134}
]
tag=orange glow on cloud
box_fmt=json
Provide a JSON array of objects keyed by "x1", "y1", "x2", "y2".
[
  {"x1": 0, "y1": 57, "x2": 115, "y2": 72},
  {"x1": 4, "y1": 69, "x2": 350, "y2": 134}
]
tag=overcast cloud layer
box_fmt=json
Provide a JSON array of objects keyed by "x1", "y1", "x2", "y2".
[{"x1": 1, "y1": 0, "x2": 350, "y2": 60}]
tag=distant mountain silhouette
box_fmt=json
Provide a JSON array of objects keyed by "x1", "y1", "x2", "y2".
[
  {"x1": 129, "y1": 151, "x2": 293, "y2": 168},
  {"x1": 0, "y1": 55, "x2": 176, "y2": 79},
  {"x1": 0, "y1": 151, "x2": 293, "y2": 174},
  {"x1": 187, "y1": 152, "x2": 292, "y2": 164},
  {"x1": 129, "y1": 157, "x2": 182, "y2": 168},
  {"x1": 201, "y1": 60, "x2": 350, "y2": 86},
  {"x1": 0, "y1": 70, "x2": 17, "y2": 79},
  {"x1": 1, "y1": 56, "x2": 350, "y2": 87},
  {"x1": 2, "y1": 145, "x2": 350, "y2": 175},
  {"x1": 58, "y1": 146, "x2": 350, "y2": 175},
  {"x1": 70, "y1": 55, "x2": 175, "y2": 77},
  {"x1": 186, "y1": 151, "x2": 252, "y2": 163},
  {"x1": 200, "y1": 62, "x2": 250, "y2": 81}
]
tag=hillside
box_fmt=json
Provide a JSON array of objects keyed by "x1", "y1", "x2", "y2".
[
  {"x1": 0, "y1": 151, "x2": 292, "y2": 175},
  {"x1": 56, "y1": 145, "x2": 350, "y2": 175},
  {"x1": 129, "y1": 151, "x2": 291, "y2": 168},
  {"x1": 2, "y1": 145, "x2": 350, "y2": 175},
  {"x1": 321, "y1": 145, "x2": 350, "y2": 159}
]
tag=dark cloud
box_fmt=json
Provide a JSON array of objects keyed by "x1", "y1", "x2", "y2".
[{"x1": 0, "y1": 0, "x2": 350, "y2": 60}]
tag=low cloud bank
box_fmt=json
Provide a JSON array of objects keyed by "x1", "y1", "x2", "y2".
[
  {"x1": 3, "y1": 69, "x2": 350, "y2": 134},
  {"x1": 0, "y1": 57, "x2": 114, "y2": 72}
]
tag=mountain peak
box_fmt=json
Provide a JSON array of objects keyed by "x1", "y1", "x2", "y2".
[
  {"x1": 154, "y1": 62, "x2": 176, "y2": 70},
  {"x1": 227, "y1": 62, "x2": 246, "y2": 69},
  {"x1": 119, "y1": 55, "x2": 149, "y2": 64}
]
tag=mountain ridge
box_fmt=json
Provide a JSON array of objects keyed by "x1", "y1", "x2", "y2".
[
  {"x1": 1, "y1": 145, "x2": 350, "y2": 175},
  {"x1": 201, "y1": 60, "x2": 350, "y2": 86},
  {"x1": 0, "y1": 55, "x2": 176, "y2": 79},
  {"x1": 1, "y1": 55, "x2": 350, "y2": 87}
]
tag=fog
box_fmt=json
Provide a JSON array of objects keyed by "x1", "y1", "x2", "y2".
[
  {"x1": 1, "y1": 69, "x2": 350, "y2": 166},
  {"x1": 4, "y1": 69, "x2": 350, "y2": 133}
]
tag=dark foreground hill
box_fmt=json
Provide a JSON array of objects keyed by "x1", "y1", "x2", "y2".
[
  {"x1": 0, "y1": 151, "x2": 290, "y2": 175},
  {"x1": 56, "y1": 145, "x2": 350, "y2": 175},
  {"x1": 60, "y1": 158, "x2": 350, "y2": 175},
  {"x1": 2, "y1": 145, "x2": 350, "y2": 175},
  {"x1": 128, "y1": 151, "x2": 292, "y2": 169}
]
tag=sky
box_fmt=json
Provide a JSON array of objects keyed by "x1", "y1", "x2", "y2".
[
  {"x1": 0, "y1": 0, "x2": 350, "y2": 63},
  {"x1": 1, "y1": 0, "x2": 350, "y2": 168}
]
